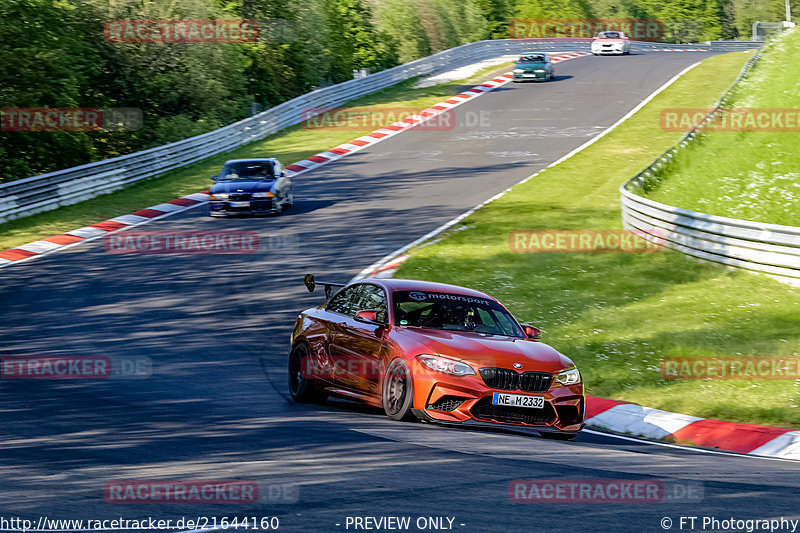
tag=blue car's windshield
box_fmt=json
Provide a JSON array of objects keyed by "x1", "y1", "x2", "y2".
[{"x1": 218, "y1": 162, "x2": 275, "y2": 181}]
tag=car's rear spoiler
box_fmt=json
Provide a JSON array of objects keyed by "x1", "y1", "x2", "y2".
[{"x1": 304, "y1": 274, "x2": 345, "y2": 299}]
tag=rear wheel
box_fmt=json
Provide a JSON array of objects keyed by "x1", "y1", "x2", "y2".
[
  {"x1": 382, "y1": 358, "x2": 414, "y2": 421},
  {"x1": 288, "y1": 343, "x2": 327, "y2": 403}
]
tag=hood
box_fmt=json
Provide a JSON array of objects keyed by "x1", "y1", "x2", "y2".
[
  {"x1": 210, "y1": 180, "x2": 275, "y2": 194},
  {"x1": 397, "y1": 328, "x2": 573, "y2": 373},
  {"x1": 594, "y1": 38, "x2": 626, "y2": 44}
]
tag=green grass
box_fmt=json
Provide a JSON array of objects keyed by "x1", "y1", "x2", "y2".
[
  {"x1": 0, "y1": 59, "x2": 523, "y2": 251},
  {"x1": 395, "y1": 50, "x2": 800, "y2": 429},
  {"x1": 642, "y1": 30, "x2": 800, "y2": 226}
]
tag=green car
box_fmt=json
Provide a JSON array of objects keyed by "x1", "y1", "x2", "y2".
[{"x1": 512, "y1": 53, "x2": 554, "y2": 82}]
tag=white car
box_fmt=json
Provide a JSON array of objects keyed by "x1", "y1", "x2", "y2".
[{"x1": 591, "y1": 31, "x2": 631, "y2": 55}]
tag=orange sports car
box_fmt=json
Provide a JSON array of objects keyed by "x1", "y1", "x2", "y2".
[{"x1": 288, "y1": 276, "x2": 585, "y2": 439}]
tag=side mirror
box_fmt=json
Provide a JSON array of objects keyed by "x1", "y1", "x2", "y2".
[
  {"x1": 304, "y1": 274, "x2": 315, "y2": 293},
  {"x1": 211, "y1": 175, "x2": 218, "y2": 181},
  {"x1": 354, "y1": 310, "x2": 384, "y2": 325},
  {"x1": 522, "y1": 325, "x2": 542, "y2": 340}
]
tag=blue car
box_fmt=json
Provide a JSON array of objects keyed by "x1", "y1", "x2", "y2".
[{"x1": 209, "y1": 158, "x2": 293, "y2": 217}]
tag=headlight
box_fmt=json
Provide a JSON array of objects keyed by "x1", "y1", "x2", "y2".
[
  {"x1": 556, "y1": 367, "x2": 581, "y2": 386},
  {"x1": 251, "y1": 192, "x2": 274, "y2": 198},
  {"x1": 513, "y1": 68, "x2": 524, "y2": 73},
  {"x1": 417, "y1": 354, "x2": 475, "y2": 377},
  {"x1": 535, "y1": 70, "x2": 546, "y2": 73},
  {"x1": 210, "y1": 193, "x2": 229, "y2": 200}
]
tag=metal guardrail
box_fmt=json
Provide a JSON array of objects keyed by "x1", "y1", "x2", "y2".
[
  {"x1": 620, "y1": 50, "x2": 800, "y2": 286},
  {"x1": 0, "y1": 39, "x2": 761, "y2": 224}
]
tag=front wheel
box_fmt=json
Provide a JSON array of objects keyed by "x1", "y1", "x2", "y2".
[
  {"x1": 382, "y1": 358, "x2": 414, "y2": 421},
  {"x1": 288, "y1": 343, "x2": 327, "y2": 403}
]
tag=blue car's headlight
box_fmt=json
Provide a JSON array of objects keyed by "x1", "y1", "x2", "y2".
[
  {"x1": 251, "y1": 192, "x2": 274, "y2": 198},
  {"x1": 210, "y1": 193, "x2": 229, "y2": 200}
]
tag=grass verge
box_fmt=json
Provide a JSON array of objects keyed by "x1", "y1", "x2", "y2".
[
  {"x1": 642, "y1": 30, "x2": 800, "y2": 226},
  {"x1": 0, "y1": 58, "x2": 522, "y2": 251},
  {"x1": 395, "y1": 50, "x2": 800, "y2": 429}
]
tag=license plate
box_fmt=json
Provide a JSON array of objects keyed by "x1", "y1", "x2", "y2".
[
  {"x1": 522, "y1": 73, "x2": 537, "y2": 78},
  {"x1": 229, "y1": 201, "x2": 250, "y2": 207},
  {"x1": 492, "y1": 392, "x2": 544, "y2": 409}
]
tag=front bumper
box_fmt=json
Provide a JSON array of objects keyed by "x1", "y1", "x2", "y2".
[
  {"x1": 412, "y1": 370, "x2": 585, "y2": 432},
  {"x1": 593, "y1": 47, "x2": 625, "y2": 55},
  {"x1": 209, "y1": 198, "x2": 276, "y2": 216},
  {"x1": 513, "y1": 72, "x2": 548, "y2": 82}
]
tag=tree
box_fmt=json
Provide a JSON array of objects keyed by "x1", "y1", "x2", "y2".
[
  {"x1": 475, "y1": 0, "x2": 517, "y2": 38},
  {"x1": 323, "y1": 0, "x2": 397, "y2": 82},
  {"x1": 374, "y1": 0, "x2": 432, "y2": 63}
]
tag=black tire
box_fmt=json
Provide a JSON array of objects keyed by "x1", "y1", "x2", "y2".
[
  {"x1": 382, "y1": 358, "x2": 414, "y2": 421},
  {"x1": 288, "y1": 343, "x2": 327, "y2": 403},
  {"x1": 541, "y1": 431, "x2": 578, "y2": 441}
]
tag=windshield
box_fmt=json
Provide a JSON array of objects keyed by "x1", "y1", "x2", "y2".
[
  {"x1": 218, "y1": 161, "x2": 275, "y2": 181},
  {"x1": 393, "y1": 290, "x2": 524, "y2": 337},
  {"x1": 599, "y1": 32, "x2": 621, "y2": 39},
  {"x1": 517, "y1": 55, "x2": 546, "y2": 63}
]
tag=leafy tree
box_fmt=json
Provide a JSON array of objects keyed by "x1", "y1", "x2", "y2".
[
  {"x1": 323, "y1": 0, "x2": 398, "y2": 82},
  {"x1": 514, "y1": 0, "x2": 594, "y2": 19},
  {"x1": 732, "y1": 0, "x2": 794, "y2": 38},
  {"x1": 431, "y1": 0, "x2": 489, "y2": 48},
  {"x1": 0, "y1": 0, "x2": 103, "y2": 182},
  {"x1": 374, "y1": 0, "x2": 432, "y2": 62}
]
